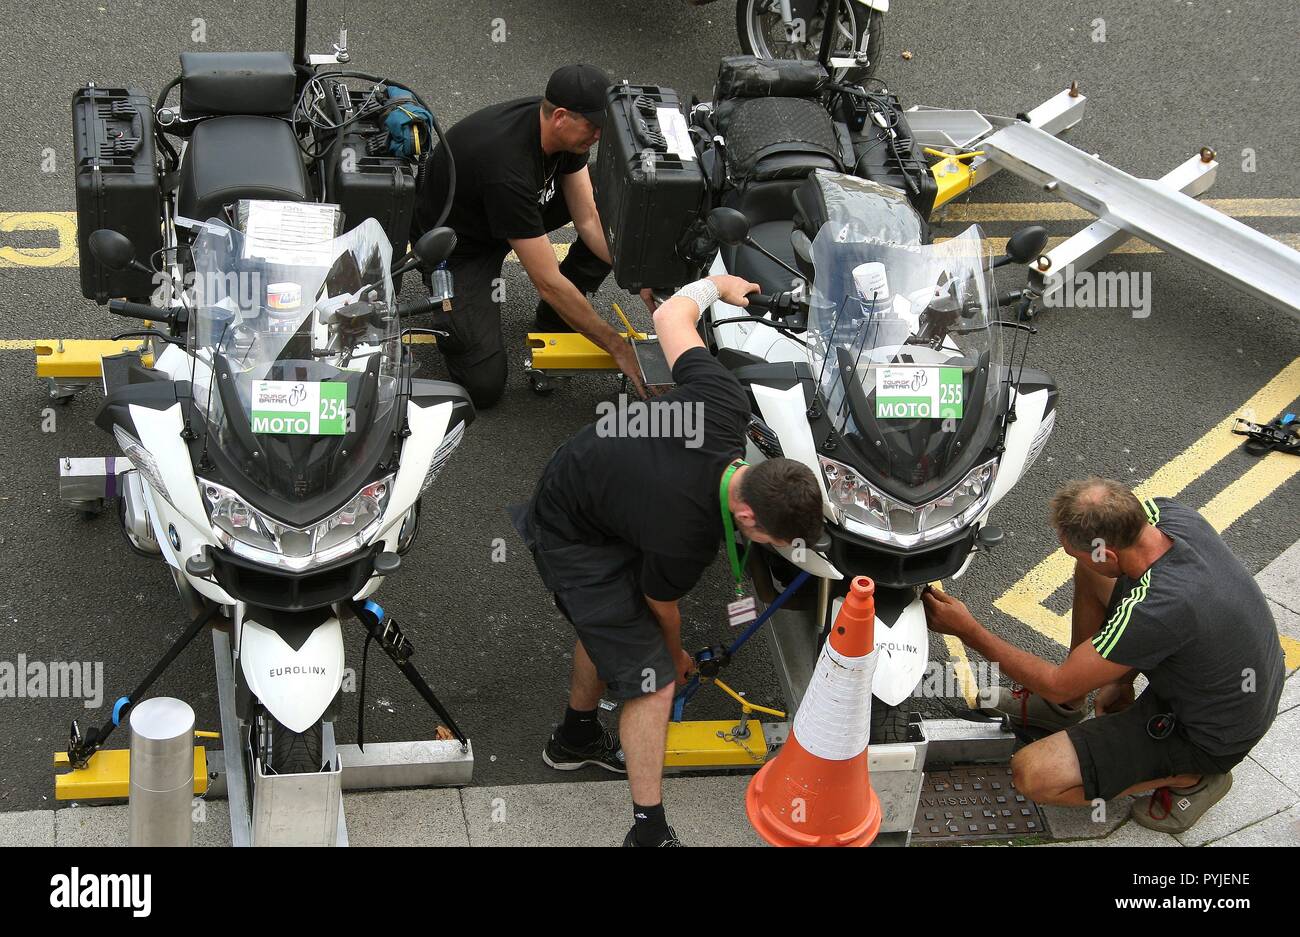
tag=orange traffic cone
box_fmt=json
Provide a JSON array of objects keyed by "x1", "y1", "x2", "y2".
[{"x1": 745, "y1": 575, "x2": 882, "y2": 846}]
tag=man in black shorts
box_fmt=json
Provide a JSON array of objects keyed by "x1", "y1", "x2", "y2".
[
  {"x1": 923, "y1": 477, "x2": 1284, "y2": 833},
  {"x1": 511, "y1": 274, "x2": 826, "y2": 847},
  {"x1": 412, "y1": 64, "x2": 647, "y2": 408}
]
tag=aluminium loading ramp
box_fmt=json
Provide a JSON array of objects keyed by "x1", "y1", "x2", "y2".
[{"x1": 977, "y1": 119, "x2": 1300, "y2": 317}]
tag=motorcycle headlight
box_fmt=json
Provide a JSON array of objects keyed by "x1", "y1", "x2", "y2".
[
  {"x1": 818, "y1": 456, "x2": 997, "y2": 549},
  {"x1": 198, "y1": 475, "x2": 394, "y2": 568},
  {"x1": 113, "y1": 427, "x2": 174, "y2": 508}
]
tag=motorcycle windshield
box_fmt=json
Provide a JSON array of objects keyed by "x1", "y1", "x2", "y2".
[
  {"x1": 187, "y1": 215, "x2": 400, "y2": 507},
  {"x1": 807, "y1": 223, "x2": 1003, "y2": 503}
]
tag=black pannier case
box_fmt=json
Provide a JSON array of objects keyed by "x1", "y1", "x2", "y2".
[
  {"x1": 73, "y1": 85, "x2": 162, "y2": 303},
  {"x1": 593, "y1": 85, "x2": 707, "y2": 291}
]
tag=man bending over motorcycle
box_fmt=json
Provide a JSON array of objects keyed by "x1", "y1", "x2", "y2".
[
  {"x1": 412, "y1": 64, "x2": 649, "y2": 408},
  {"x1": 510, "y1": 274, "x2": 825, "y2": 846},
  {"x1": 923, "y1": 477, "x2": 1284, "y2": 833}
]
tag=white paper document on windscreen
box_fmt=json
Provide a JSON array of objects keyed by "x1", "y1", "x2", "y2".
[{"x1": 242, "y1": 201, "x2": 342, "y2": 267}]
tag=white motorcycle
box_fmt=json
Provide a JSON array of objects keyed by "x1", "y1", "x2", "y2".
[
  {"x1": 699, "y1": 170, "x2": 1056, "y2": 739},
  {"x1": 67, "y1": 212, "x2": 474, "y2": 780}
]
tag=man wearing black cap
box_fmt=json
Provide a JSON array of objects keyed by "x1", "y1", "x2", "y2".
[{"x1": 413, "y1": 64, "x2": 646, "y2": 408}]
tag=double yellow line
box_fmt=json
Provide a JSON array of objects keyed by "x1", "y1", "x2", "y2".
[{"x1": 993, "y1": 357, "x2": 1300, "y2": 668}]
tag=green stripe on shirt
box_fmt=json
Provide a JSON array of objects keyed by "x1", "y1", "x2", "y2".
[{"x1": 1093, "y1": 569, "x2": 1151, "y2": 659}]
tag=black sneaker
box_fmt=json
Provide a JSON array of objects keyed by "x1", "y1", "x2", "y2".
[
  {"x1": 542, "y1": 726, "x2": 626, "y2": 774},
  {"x1": 623, "y1": 825, "x2": 683, "y2": 847}
]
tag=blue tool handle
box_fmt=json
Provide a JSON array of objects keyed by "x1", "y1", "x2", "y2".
[{"x1": 670, "y1": 568, "x2": 813, "y2": 720}]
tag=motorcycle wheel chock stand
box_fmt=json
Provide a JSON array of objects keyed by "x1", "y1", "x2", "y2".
[
  {"x1": 208, "y1": 602, "x2": 474, "y2": 847},
  {"x1": 54, "y1": 604, "x2": 221, "y2": 802},
  {"x1": 663, "y1": 570, "x2": 811, "y2": 771}
]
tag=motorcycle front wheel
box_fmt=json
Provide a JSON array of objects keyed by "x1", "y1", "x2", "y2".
[
  {"x1": 261, "y1": 714, "x2": 324, "y2": 775},
  {"x1": 736, "y1": 0, "x2": 884, "y2": 84},
  {"x1": 870, "y1": 700, "x2": 911, "y2": 744}
]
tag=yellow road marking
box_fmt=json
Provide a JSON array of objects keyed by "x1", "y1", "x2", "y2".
[
  {"x1": 1282, "y1": 636, "x2": 1300, "y2": 672},
  {"x1": 942, "y1": 634, "x2": 981, "y2": 708},
  {"x1": 939, "y1": 234, "x2": 1300, "y2": 255},
  {"x1": 940, "y1": 198, "x2": 1300, "y2": 223},
  {"x1": 0, "y1": 339, "x2": 38, "y2": 350},
  {"x1": 2, "y1": 208, "x2": 1298, "y2": 267},
  {"x1": 506, "y1": 242, "x2": 570, "y2": 264},
  {"x1": 0, "y1": 212, "x2": 78, "y2": 267},
  {"x1": 993, "y1": 357, "x2": 1300, "y2": 647}
]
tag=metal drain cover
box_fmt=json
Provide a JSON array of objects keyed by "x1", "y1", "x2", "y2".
[{"x1": 912, "y1": 764, "x2": 1046, "y2": 843}]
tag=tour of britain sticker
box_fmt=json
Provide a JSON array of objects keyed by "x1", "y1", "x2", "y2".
[
  {"x1": 874, "y1": 366, "x2": 964, "y2": 419},
  {"x1": 251, "y1": 381, "x2": 347, "y2": 435}
]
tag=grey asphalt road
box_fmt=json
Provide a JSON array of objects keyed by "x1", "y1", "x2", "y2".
[{"x1": 0, "y1": 0, "x2": 1297, "y2": 812}]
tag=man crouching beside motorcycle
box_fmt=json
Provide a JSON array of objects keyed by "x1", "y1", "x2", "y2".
[{"x1": 922, "y1": 477, "x2": 1284, "y2": 834}]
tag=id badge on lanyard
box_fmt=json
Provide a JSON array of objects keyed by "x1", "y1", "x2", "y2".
[{"x1": 721, "y1": 459, "x2": 757, "y2": 628}]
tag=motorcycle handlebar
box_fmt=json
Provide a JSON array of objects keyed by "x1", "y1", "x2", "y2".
[
  {"x1": 108, "y1": 299, "x2": 170, "y2": 323},
  {"x1": 397, "y1": 297, "x2": 442, "y2": 317},
  {"x1": 745, "y1": 293, "x2": 776, "y2": 310}
]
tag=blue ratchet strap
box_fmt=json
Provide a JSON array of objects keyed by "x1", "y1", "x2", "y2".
[
  {"x1": 671, "y1": 569, "x2": 812, "y2": 721},
  {"x1": 111, "y1": 696, "x2": 131, "y2": 727}
]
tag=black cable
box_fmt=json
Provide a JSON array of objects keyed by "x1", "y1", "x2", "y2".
[
  {"x1": 154, "y1": 75, "x2": 181, "y2": 115},
  {"x1": 291, "y1": 71, "x2": 455, "y2": 227}
]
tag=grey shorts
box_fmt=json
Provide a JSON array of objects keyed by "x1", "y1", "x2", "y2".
[
  {"x1": 1066, "y1": 690, "x2": 1250, "y2": 801},
  {"x1": 510, "y1": 503, "x2": 675, "y2": 700}
]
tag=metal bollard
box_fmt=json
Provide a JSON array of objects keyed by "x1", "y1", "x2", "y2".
[{"x1": 128, "y1": 697, "x2": 195, "y2": 847}]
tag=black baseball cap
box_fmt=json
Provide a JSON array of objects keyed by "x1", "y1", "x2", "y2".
[{"x1": 545, "y1": 64, "x2": 610, "y2": 128}]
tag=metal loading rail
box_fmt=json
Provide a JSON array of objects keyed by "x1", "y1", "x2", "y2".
[{"x1": 978, "y1": 120, "x2": 1300, "y2": 317}]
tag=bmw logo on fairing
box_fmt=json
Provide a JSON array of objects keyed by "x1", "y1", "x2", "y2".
[{"x1": 168, "y1": 525, "x2": 180, "y2": 550}]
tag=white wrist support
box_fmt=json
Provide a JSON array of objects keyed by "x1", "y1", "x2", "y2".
[{"x1": 672, "y1": 279, "x2": 720, "y2": 318}]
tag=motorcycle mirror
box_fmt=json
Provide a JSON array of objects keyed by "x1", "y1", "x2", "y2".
[
  {"x1": 88, "y1": 229, "x2": 145, "y2": 273},
  {"x1": 706, "y1": 207, "x2": 750, "y2": 247},
  {"x1": 995, "y1": 224, "x2": 1049, "y2": 267},
  {"x1": 412, "y1": 227, "x2": 457, "y2": 270}
]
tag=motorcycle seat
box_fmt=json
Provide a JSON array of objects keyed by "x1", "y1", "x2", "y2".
[
  {"x1": 723, "y1": 97, "x2": 843, "y2": 184},
  {"x1": 177, "y1": 116, "x2": 311, "y2": 222}
]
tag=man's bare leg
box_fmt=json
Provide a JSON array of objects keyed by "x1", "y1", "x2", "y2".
[
  {"x1": 1012, "y1": 731, "x2": 1200, "y2": 807},
  {"x1": 1066, "y1": 560, "x2": 1117, "y2": 708},
  {"x1": 619, "y1": 682, "x2": 674, "y2": 806},
  {"x1": 568, "y1": 639, "x2": 605, "y2": 710}
]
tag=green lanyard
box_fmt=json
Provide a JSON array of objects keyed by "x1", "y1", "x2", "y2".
[{"x1": 720, "y1": 459, "x2": 752, "y2": 597}]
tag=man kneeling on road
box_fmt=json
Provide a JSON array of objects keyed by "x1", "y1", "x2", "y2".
[
  {"x1": 923, "y1": 477, "x2": 1284, "y2": 833},
  {"x1": 511, "y1": 274, "x2": 825, "y2": 847},
  {"x1": 412, "y1": 64, "x2": 650, "y2": 408}
]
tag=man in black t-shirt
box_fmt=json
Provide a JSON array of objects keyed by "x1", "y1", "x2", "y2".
[
  {"x1": 511, "y1": 274, "x2": 826, "y2": 847},
  {"x1": 413, "y1": 64, "x2": 646, "y2": 408},
  {"x1": 923, "y1": 477, "x2": 1284, "y2": 834}
]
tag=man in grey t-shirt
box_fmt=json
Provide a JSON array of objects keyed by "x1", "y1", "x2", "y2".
[{"x1": 923, "y1": 477, "x2": 1284, "y2": 833}]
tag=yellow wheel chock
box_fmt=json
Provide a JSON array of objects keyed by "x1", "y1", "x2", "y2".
[{"x1": 53, "y1": 731, "x2": 217, "y2": 801}]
